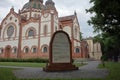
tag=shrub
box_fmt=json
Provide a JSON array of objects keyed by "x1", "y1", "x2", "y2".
[{"x1": 0, "y1": 58, "x2": 48, "y2": 63}]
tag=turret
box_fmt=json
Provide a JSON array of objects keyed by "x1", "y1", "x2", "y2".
[{"x1": 45, "y1": 0, "x2": 56, "y2": 10}]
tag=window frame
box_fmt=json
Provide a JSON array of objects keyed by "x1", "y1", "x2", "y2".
[
  {"x1": 32, "y1": 47, "x2": 37, "y2": 53},
  {"x1": 0, "y1": 48, "x2": 3, "y2": 54},
  {"x1": 28, "y1": 29, "x2": 35, "y2": 37},
  {"x1": 24, "y1": 47, "x2": 29, "y2": 53},
  {"x1": 75, "y1": 48, "x2": 80, "y2": 53},
  {"x1": 43, "y1": 47, "x2": 48, "y2": 53},
  {"x1": 7, "y1": 25, "x2": 14, "y2": 38},
  {"x1": 13, "y1": 47, "x2": 17, "y2": 54}
]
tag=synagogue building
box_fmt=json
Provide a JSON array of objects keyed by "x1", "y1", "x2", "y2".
[{"x1": 0, "y1": 0, "x2": 88, "y2": 59}]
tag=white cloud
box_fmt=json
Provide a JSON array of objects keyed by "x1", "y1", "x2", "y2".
[{"x1": 0, "y1": 0, "x2": 96, "y2": 37}]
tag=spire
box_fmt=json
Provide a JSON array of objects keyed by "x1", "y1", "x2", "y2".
[
  {"x1": 10, "y1": 6, "x2": 14, "y2": 12},
  {"x1": 74, "y1": 10, "x2": 77, "y2": 15}
]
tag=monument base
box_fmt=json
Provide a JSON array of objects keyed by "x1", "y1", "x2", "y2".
[{"x1": 43, "y1": 63, "x2": 78, "y2": 72}]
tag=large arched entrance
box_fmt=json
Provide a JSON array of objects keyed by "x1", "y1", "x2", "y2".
[{"x1": 5, "y1": 45, "x2": 11, "y2": 58}]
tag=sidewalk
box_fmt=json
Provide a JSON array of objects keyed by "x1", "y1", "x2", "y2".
[{"x1": 0, "y1": 61, "x2": 108, "y2": 79}]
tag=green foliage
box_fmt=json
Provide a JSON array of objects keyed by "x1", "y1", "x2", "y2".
[
  {"x1": 80, "y1": 32, "x2": 83, "y2": 40},
  {"x1": 93, "y1": 33, "x2": 119, "y2": 61},
  {"x1": 0, "y1": 58, "x2": 48, "y2": 63},
  {"x1": 101, "y1": 54, "x2": 108, "y2": 61},
  {"x1": 87, "y1": 0, "x2": 120, "y2": 61},
  {"x1": 87, "y1": 0, "x2": 120, "y2": 33}
]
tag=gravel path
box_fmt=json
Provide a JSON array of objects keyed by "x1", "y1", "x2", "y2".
[{"x1": 0, "y1": 61, "x2": 108, "y2": 79}]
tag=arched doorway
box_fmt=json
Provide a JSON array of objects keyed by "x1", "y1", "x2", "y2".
[{"x1": 5, "y1": 45, "x2": 11, "y2": 58}]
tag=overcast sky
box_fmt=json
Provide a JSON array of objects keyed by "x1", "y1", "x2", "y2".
[{"x1": 0, "y1": 0, "x2": 96, "y2": 38}]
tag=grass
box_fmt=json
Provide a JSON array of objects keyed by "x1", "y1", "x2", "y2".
[
  {"x1": 98, "y1": 62, "x2": 120, "y2": 80},
  {"x1": 20, "y1": 79, "x2": 101, "y2": 80},
  {"x1": 73, "y1": 62, "x2": 86, "y2": 67},
  {"x1": 0, "y1": 62, "x2": 120, "y2": 80},
  {"x1": 0, "y1": 62, "x2": 46, "y2": 67},
  {"x1": 0, "y1": 68, "x2": 17, "y2": 80},
  {"x1": 0, "y1": 62, "x2": 85, "y2": 68}
]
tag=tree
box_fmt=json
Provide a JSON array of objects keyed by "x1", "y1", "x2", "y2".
[
  {"x1": 87, "y1": 0, "x2": 120, "y2": 34},
  {"x1": 93, "y1": 33, "x2": 119, "y2": 61},
  {"x1": 93, "y1": 33, "x2": 116, "y2": 61},
  {"x1": 80, "y1": 32, "x2": 83, "y2": 40},
  {"x1": 87, "y1": 0, "x2": 120, "y2": 61}
]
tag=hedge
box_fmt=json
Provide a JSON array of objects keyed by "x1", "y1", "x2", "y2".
[{"x1": 0, "y1": 58, "x2": 49, "y2": 63}]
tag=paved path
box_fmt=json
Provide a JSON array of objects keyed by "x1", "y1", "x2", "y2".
[{"x1": 0, "y1": 61, "x2": 108, "y2": 79}]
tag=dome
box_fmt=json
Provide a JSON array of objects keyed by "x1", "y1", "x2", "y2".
[
  {"x1": 22, "y1": 0, "x2": 45, "y2": 10},
  {"x1": 45, "y1": 0, "x2": 55, "y2": 5},
  {"x1": 30, "y1": 0, "x2": 43, "y2": 3},
  {"x1": 45, "y1": 0, "x2": 55, "y2": 9}
]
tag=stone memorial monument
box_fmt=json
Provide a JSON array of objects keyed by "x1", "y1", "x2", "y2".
[{"x1": 43, "y1": 31, "x2": 78, "y2": 71}]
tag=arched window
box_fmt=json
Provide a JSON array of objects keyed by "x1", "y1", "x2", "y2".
[
  {"x1": 0, "y1": 48, "x2": 3, "y2": 54},
  {"x1": 43, "y1": 47, "x2": 47, "y2": 53},
  {"x1": 10, "y1": 17, "x2": 12, "y2": 20},
  {"x1": 28, "y1": 29, "x2": 34, "y2": 37},
  {"x1": 75, "y1": 48, "x2": 80, "y2": 53},
  {"x1": 7, "y1": 25, "x2": 14, "y2": 38},
  {"x1": 74, "y1": 28, "x2": 77, "y2": 38},
  {"x1": 44, "y1": 25, "x2": 47, "y2": 36},
  {"x1": 13, "y1": 47, "x2": 17, "y2": 54},
  {"x1": 24, "y1": 47, "x2": 29, "y2": 53},
  {"x1": 32, "y1": 47, "x2": 37, "y2": 53},
  {"x1": 33, "y1": 3, "x2": 36, "y2": 8}
]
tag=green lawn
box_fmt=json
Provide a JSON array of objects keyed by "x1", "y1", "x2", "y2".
[
  {"x1": 98, "y1": 62, "x2": 120, "y2": 80},
  {"x1": 73, "y1": 62, "x2": 86, "y2": 67},
  {"x1": 0, "y1": 62, "x2": 46, "y2": 67},
  {"x1": 0, "y1": 68, "x2": 17, "y2": 80},
  {"x1": 0, "y1": 62, "x2": 120, "y2": 80},
  {"x1": 0, "y1": 62, "x2": 85, "y2": 68}
]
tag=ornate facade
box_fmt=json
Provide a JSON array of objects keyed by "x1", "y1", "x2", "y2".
[{"x1": 0, "y1": 0, "x2": 88, "y2": 59}]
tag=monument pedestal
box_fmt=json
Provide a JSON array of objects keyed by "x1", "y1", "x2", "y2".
[{"x1": 43, "y1": 63, "x2": 78, "y2": 72}]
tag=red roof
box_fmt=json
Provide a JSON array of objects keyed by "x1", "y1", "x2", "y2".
[{"x1": 59, "y1": 15, "x2": 75, "y2": 22}]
